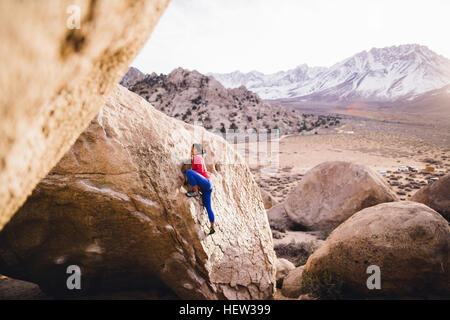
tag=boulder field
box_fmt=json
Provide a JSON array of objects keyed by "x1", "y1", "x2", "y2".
[{"x1": 0, "y1": 86, "x2": 276, "y2": 299}]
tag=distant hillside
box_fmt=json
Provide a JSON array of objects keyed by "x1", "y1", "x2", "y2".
[
  {"x1": 399, "y1": 84, "x2": 450, "y2": 117},
  {"x1": 121, "y1": 67, "x2": 340, "y2": 134}
]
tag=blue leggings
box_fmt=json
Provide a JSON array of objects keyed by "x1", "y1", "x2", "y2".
[{"x1": 186, "y1": 169, "x2": 215, "y2": 223}]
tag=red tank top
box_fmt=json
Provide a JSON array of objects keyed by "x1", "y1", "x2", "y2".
[{"x1": 192, "y1": 155, "x2": 210, "y2": 179}]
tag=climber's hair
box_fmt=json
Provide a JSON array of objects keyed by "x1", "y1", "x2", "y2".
[
  {"x1": 192, "y1": 143, "x2": 205, "y2": 155},
  {"x1": 192, "y1": 143, "x2": 202, "y2": 153}
]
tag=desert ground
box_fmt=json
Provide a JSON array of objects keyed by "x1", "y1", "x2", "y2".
[{"x1": 251, "y1": 110, "x2": 450, "y2": 204}]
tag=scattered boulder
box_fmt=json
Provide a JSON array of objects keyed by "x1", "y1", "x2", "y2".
[
  {"x1": 0, "y1": 0, "x2": 169, "y2": 231},
  {"x1": 275, "y1": 258, "x2": 295, "y2": 289},
  {"x1": 281, "y1": 266, "x2": 305, "y2": 298},
  {"x1": 412, "y1": 174, "x2": 450, "y2": 221},
  {"x1": 300, "y1": 201, "x2": 450, "y2": 298},
  {"x1": 283, "y1": 161, "x2": 398, "y2": 234},
  {"x1": 0, "y1": 86, "x2": 276, "y2": 299},
  {"x1": 260, "y1": 189, "x2": 278, "y2": 210}
]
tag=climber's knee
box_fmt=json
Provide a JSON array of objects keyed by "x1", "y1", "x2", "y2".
[{"x1": 186, "y1": 169, "x2": 197, "y2": 186}]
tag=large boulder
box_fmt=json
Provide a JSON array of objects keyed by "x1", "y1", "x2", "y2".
[
  {"x1": 412, "y1": 174, "x2": 450, "y2": 221},
  {"x1": 300, "y1": 201, "x2": 450, "y2": 298},
  {"x1": 0, "y1": 85, "x2": 276, "y2": 299},
  {"x1": 0, "y1": 0, "x2": 169, "y2": 231},
  {"x1": 283, "y1": 161, "x2": 398, "y2": 234}
]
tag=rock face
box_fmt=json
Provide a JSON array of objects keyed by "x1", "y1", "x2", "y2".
[
  {"x1": 301, "y1": 201, "x2": 450, "y2": 298},
  {"x1": 284, "y1": 161, "x2": 398, "y2": 234},
  {"x1": 0, "y1": 86, "x2": 276, "y2": 299},
  {"x1": 0, "y1": 0, "x2": 169, "y2": 231},
  {"x1": 412, "y1": 174, "x2": 450, "y2": 221},
  {"x1": 281, "y1": 266, "x2": 305, "y2": 298}
]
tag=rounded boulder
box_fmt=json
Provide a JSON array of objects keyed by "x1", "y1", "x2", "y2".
[
  {"x1": 284, "y1": 161, "x2": 398, "y2": 234},
  {"x1": 301, "y1": 201, "x2": 450, "y2": 298}
]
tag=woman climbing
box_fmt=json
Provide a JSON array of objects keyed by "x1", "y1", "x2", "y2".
[{"x1": 186, "y1": 144, "x2": 216, "y2": 235}]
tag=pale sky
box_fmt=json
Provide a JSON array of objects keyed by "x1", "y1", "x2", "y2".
[{"x1": 131, "y1": 0, "x2": 450, "y2": 75}]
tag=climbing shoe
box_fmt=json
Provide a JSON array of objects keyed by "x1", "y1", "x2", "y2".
[
  {"x1": 208, "y1": 228, "x2": 215, "y2": 235},
  {"x1": 186, "y1": 191, "x2": 199, "y2": 197}
]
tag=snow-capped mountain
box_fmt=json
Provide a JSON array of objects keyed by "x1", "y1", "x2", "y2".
[{"x1": 209, "y1": 44, "x2": 450, "y2": 102}]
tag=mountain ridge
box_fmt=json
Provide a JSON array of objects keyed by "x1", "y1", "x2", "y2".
[
  {"x1": 121, "y1": 67, "x2": 341, "y2": 134},
  {"x1": 209, "y1": 44, "x2": 450, "y2": 102}
]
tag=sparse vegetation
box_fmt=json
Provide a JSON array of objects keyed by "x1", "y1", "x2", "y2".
[
  {"x1": 191, "y1": 96, "x2": 202, "y2": 105},
  {"x1": 274, "y1": 239, "x2": 319, "y2": 267},
  {"x1": 300, "y1": 270, "x2": 343, "y2": 300}
]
